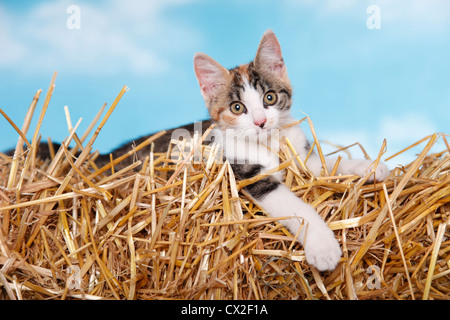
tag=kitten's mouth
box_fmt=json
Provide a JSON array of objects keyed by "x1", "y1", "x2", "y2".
[
  {"x1": 254, "y1": 126, "x2": 276, "y2": 138},
  {"x1": 254, "y1": 122, "x2": 276, "y2": 132},
  {"x1": 255, "y1": 126, "x2": 268, "y2": 133}
]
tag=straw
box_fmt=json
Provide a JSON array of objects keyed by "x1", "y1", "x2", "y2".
[{"x1": 0, "y1": 77, "x2": 449, "y2": 300}]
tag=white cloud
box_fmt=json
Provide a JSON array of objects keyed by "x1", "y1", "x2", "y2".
[
  {"x1": 286, "y1": 0, "x2": 450, "y2": 34},
  {"x1": 0, "y1": 0, "x2": 201, "y2": 75},
  {"x1": 379, "y1": 113, "x2": 436, "y2": 145},
  {"x1": 0, "y1": 8, "x2": 27, "y2": 64},
  {"x1": 378, "y1": 0, "x2": 450, "y2": 28},
  {"x1": 319, "y1": 127, "x2": 383, "y2": 160},
  {"x1": 318, "y1": 112, "x2": 441, "y2": 168},
  {"x1": 378, "y1": 112, "x2": 440, "y2": 166}
]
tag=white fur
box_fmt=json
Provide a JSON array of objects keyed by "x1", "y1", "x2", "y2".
[
  {"x1": 258, "y1": 185, "x2": 342, "y2": 271},
  {"x1": 194, "y1": 30, "x2": 389, "y2": 271},
  {"x1": 228, "y1": 77, "x2": 283, "y2": 131},
  {"x1": 213, "y1": 84, "x2": 389, "y2": 271}
]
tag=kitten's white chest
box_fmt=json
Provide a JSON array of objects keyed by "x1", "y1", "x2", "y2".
[
  {"x1": 213, "y1": 124, "x2": 309, "y2": 181},
  {"x1": 279, "y1": 125, "x2": 310, "y2": 159},
  {"x1": 214, "y1": 128, "x2": 281, "y2": 169}
]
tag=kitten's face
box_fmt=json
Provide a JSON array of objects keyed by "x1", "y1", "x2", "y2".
[{"x1": 194, "y1": 30, "x2": 293, "y2": 132}]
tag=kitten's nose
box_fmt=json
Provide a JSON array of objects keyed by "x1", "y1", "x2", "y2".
[{"x1": 254, "y1": 118, "x2": 267, "y2": 128}]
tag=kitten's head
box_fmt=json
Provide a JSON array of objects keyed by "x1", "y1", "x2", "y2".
[{"x1": 194, "y1": 30, "x2": 293, "y2": 132}]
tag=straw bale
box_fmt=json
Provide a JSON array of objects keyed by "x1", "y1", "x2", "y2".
[{"x1": 0, "y1": 77, "x2": 449, "y2": 300}]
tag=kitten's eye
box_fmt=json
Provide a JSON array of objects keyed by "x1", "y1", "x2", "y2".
[
  {"x1": 230, "y1": 102, "x2": 246, "y2": 115},
  {"x1": 263, "y1": 91, "x2": 277, "y2": 106}
]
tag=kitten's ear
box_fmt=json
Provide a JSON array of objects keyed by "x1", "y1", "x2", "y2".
[
  {"x1": 254, "y1": 30, "x2": 288, "y2": 81},
  {"x1": 194, "y1": 52, "x2": 229, "y2": 104}
]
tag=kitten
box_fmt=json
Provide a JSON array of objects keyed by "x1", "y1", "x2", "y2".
[
  {"x1": 193, "y1": 30, "x2": 389, "y2": 271},
  {"x1": 6, "y1": 30, "x2": 389, "y2": 272}
]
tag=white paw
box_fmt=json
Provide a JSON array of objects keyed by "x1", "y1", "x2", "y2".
[
  {"x1": 353, "y1": 160, "x2": 390, "y2": 182},
  {"x1": 367, "y1": 161, "x2": 390, "y2": 182},
  {"x1": 304, "y1": 225, "x2": 341, "y2": 272}
]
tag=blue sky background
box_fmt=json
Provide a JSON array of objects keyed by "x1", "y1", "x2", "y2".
[{"x1": 0, "y1": 0, "x2": 448, "y2": 167}]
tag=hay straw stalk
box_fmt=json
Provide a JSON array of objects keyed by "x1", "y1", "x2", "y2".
[{"x1": 0, "y1": 76, "x2": 449, "y2": 300}]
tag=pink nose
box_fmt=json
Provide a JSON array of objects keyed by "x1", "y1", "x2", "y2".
[{"x1": 254, "y1": 118, "x2": 267, "y2": 128}]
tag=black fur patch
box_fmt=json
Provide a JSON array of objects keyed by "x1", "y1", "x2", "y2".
[
  {"x1": 247, "y1": 62, "x2": 270, "y2": 93},
  {"x1": 229, "y1": 70, "x2": 244, "y2": 101},
  {"x1": 230, "y1": 163, "x2": 263, "y2": 180},
  {"x1": 230, "y1": 163, "x2": 280, "y2": 200},
  {"x1": 244, "y1": 176, "x2": 280, "y2": 200}
]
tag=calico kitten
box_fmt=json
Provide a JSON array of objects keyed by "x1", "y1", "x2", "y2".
[
  {"x1": 193, "y1": 30, "x2": 389, "y2": 271},
  {"x1": 7, "y1": 30, "x2": 389, "y2": 272}
]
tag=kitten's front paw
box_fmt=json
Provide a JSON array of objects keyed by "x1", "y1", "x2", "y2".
[
  {"x1": 367, "y1": 161, "x2": 390, "y2": 182},
  {"x1": 304, "y1": 225, "x2": 341, "y2": 272},
  {"x1": 353, "y1": 160, "x2": 390, "y2": 182}
]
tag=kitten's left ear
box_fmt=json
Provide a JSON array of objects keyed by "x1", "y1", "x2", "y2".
[
  {"x1": 254, "y1": 30, "x2": 289, "y2": 82},
  {"x1": 194, "y1": 52, "x2": 230, "y2": 105}
]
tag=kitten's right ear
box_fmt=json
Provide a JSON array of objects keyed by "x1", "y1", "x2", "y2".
[
  {"x1": 194, "y1": 52, "x2": 229, "y2": 104},
  {"x1": 254, "y1": 30, "x2": 289, "y2": 82}
]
